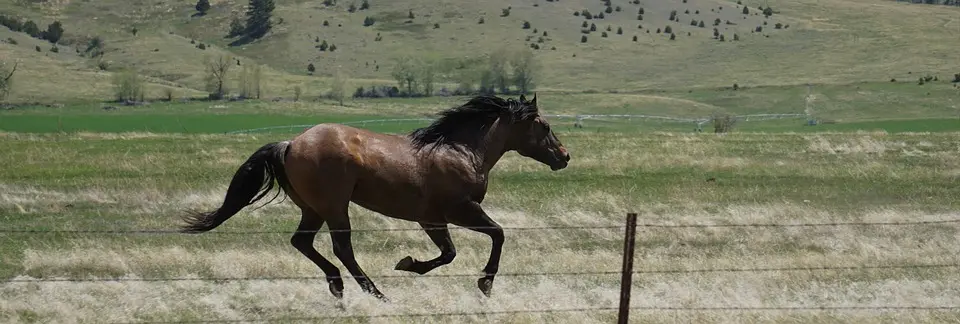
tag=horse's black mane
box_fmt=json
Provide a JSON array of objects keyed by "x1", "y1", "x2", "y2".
[{"x1": 409, "y1": 95, "x2": 539, "y2": 151}]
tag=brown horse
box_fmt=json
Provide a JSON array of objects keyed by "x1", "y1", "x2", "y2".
[{"x1": 180, "y1": 94, "x2": 570, "y2": 302}]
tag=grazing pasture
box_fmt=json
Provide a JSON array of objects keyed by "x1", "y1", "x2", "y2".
[{"x1": 1, "y1": 121, "x2": 959, "y2": 322}]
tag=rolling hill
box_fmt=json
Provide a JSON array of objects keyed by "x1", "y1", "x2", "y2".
[{"x1": 0, "y1": 0, "x2": 958, "y2": 104}]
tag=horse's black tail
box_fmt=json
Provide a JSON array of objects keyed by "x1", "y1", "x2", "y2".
[{"x1": 180, "y1": 141, "x2": 292, "y2": 233}]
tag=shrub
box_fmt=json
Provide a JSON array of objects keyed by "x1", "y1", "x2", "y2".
[
  {"x1": 598, "y1": 12, "x2": 605, "y2": 19},
  {"x1": 307, "y1": 63, "x2": 315, "y2": 74},
  {"x1": 601, "y1": 31, "x2": 608, "y2": 37},
  {"x1": 698, "y1": 21, "x2": 705, "y2": 28},
  {"x1": 581, "y1": 35, "x2": 587, "y2": 43},
  {"x1": 670, "y1": 33, "x2": 676, "y2": 40},
  {"x1": 582, "y1": 21, "x2": 589, "y2": 28},
  {"x1": 637, "y1": 14, "x2": 643, "y2": 20},
  {"x1": 632, "y1": 35, "x2": 637, "y2": 41},
  {"x1": 617, "y1": 27, "x2": 623, "y2": 34},
  {"x1": 360, "y1": 0, "x2": 370, "y2": 10},
  {"x1": 664, "y1": 26, "x2": 672, "y2": 33},
  {"x1": 523, "y1": 21, "x2": 531, "y2": 29},
  {"x1": 363, "y1": 16, "x2": 375, "y2": 26},
  {"x1": 712, "y1": 113, "x2": 736, "y2": 133}
]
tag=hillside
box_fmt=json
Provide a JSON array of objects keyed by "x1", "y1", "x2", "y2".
[{"x1": 0, "y1": 0, "x2": 958, "y2": 104}]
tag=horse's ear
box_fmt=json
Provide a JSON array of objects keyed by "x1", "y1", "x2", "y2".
[
  {"x1": 519, "y1": 94, "x2": 527, "y2": 103},
  {"x1": 530, "y1": 93, "x2": 537, "y2": 106}
]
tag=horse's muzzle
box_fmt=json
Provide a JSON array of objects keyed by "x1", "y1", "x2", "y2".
[{"x1": 550, "y1": 148, "x2": 570, "y2": 171}]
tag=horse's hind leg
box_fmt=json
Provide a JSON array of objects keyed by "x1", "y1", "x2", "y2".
[
  {"x1": 395, "y1": 223, "x2": 456, "y2": 275},
  {"x1": 290, "y1": 208, "x2": 345, "y2": 301},
  {"x1": 326, "y1": 210, "x2": 389, "y2": 302}
]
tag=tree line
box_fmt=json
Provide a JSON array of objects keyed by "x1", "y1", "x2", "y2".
[{"x1": 370, "y1": 47, "x2": 540, "y2": 98}]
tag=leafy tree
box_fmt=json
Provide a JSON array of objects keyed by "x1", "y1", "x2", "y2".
[{"x1": 511, "y1": 48, "x2": 539, "y2": 94}]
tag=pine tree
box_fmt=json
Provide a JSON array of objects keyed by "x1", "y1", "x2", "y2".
[
  {"x1": 245, "y1": 0, "x2": 275, "y2": 39},
  {"x1": 196, "y1": 0, "x2": 211, "y2": 15}
]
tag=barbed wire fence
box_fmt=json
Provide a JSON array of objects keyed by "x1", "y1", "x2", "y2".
[{"x1": 3, "y1": 214, "x2": 960, "y2": 323}]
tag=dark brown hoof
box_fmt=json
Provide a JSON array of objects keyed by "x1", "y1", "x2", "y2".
[
  {"x1": 477, "y1": 277, "x2": 494, "y2": 297},
  {"x1": 394, "y1": 256, "x2": 416, "y2": 272},
  {"x1": 328, "y1": 279, "x2": 345, "y2": 299}
]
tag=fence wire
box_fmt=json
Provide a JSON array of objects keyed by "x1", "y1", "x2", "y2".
[
  {"x1": 1, "y1": 218, "x2": 957, "y2": 235},
  {"x1": 116, "y1": 305, "x2": 960, "y2": 323},
  {"x1": 7, "y1": 263, "x2": 958, "y2": 283}
]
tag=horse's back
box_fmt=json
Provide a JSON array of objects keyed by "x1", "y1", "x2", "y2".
[{"x1": 287, "y1": 123, "x2": 430, "y2": 219}]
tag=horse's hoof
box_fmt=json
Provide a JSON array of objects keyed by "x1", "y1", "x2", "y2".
[
  {"x1": 394, "y1": 256, "x2": 416, "y2": 272},
  {"x1": 477, "y1": 277, "x2": 494, "y2": 297},
  {"x1": 328, "y1": 279, "x2": 345, "y2": 299}
]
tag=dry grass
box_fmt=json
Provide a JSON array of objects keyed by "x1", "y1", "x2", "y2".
[{"x1": 1, "y1": 130, "x2": 959, "y2": 322}]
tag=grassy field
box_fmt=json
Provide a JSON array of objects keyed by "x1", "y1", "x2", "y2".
[
  {"x1": 1, "y1": 0, "x2": 960, "y2": 322},
  {"x1": 1, "y1": 128, "x2": 959, "y2": 323}
]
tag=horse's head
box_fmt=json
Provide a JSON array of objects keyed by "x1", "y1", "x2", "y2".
[{"x1": 505, "y1": 94, "x2": 570, "y2": 171}]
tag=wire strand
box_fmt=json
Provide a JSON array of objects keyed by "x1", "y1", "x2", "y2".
[
  {"x1": 1, "y1": 218, "x2": 957, "y2": 235},
  {"x1": 8, "y1": 263, "x2": 957, "y2": 283}
]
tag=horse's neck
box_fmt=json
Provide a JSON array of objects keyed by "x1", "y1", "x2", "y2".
[{"x1": 475, "y1": 120, "x2": 511, "y2": 175}]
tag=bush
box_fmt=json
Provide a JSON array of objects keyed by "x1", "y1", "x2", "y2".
[
  {"x1": 601, "y1": 31, "x2": 608, "y2": 37},
  {"x1": 712, "y1": 113, "x2": 736, "y2": 133},
  {"x1": 363, "y1": 17, "x2": 375, "y2": 26},
  {"x1": 522, "y1": 21, "x2": 531, "y2": 29},
  {"x1": 632, "y1": 35, "x2": 637, "y2": 41},
  {"x1": 670, "y1": 33, "x2": 676, "y2": 40},
  {"x1": 953, "y1": 73, "x2": 960, "y2": 83},
  {"x1": 617, "y1": 27, "x2": 623, "y2": 34},
  {"x1": 307, "y1": 63, "x2": 315, "y2": 74},
  {"x1": 664, "y1": 26, "x2": 672, "y2": 33},
  {"x1": 112, "y1": 69, "x2": 145, "y2": 103},
  {"x1": 581, "y1": 35, "x2": 587, "y2": 43}
]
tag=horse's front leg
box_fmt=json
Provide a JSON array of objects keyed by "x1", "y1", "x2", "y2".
[
  {"x1": 444, "y1": 201, "x2": 504, "y2": 297},
  {"x1": 395, "y1": 222, "x2": 457, "y2": 275}
]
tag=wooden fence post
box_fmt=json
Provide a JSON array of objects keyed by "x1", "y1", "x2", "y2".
[{"x1": 618, "y1": 212, "x2": 639, "y2": 324}]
